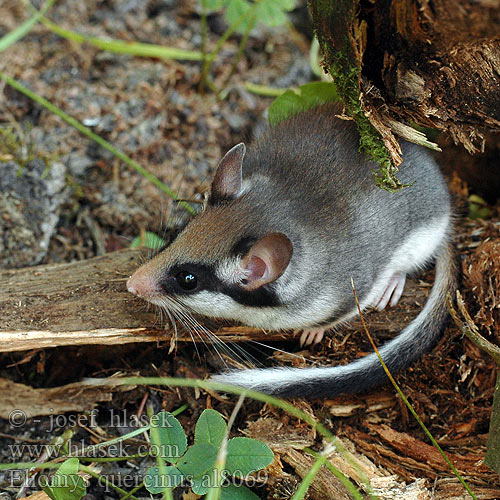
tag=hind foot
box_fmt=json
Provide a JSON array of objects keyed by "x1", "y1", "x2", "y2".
[
  {"x1": 297, "y1": 327, "x2": 326, "y2": 347},
  {"x1": 374, "y1": 272, "x2": 407, "y2": 311}
]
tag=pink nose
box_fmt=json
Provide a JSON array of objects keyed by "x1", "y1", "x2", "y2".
[
  {"x1": 127, "y1": 271, "x2": 160, "y2": 298},
  {"x1": 127, "y1": 275, "x2": 140, "y2": 295}
]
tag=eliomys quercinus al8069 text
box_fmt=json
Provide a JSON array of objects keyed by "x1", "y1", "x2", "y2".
[{"x1": 126, "y1": 103, "x2": 456, "y2": 399}]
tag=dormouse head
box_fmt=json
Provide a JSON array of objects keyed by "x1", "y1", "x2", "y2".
[{"x1": 126, "y1": 143, "x2": 294, "y2": 325}]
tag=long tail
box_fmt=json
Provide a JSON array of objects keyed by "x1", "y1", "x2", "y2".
[{"x1": 211, "y1": 240, "x2": 456, "y2": 399}]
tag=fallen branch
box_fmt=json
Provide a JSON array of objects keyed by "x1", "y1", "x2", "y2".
[
  {"x1": 0, "y1": 248, "x2": 287, "y2": 352},
  {"x1": 0, "y1": 248, "x2": 426, "y2": 353}
]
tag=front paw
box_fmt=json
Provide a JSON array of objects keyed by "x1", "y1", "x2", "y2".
[{"x1": 297, "y1": 327, "x2": 326, "y2": 347}]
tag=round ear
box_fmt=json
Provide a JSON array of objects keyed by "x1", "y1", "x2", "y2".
[
  {"x1": 211, "y1": 143, "x2": 246, "y2": 202},
  {"x1": 240, "y1": 233, "x2": 293, "y2": 290}
]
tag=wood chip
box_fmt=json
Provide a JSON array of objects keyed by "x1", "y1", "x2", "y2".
[{"x1": 0, "y1": 377, "x2": 135, "y2": 418}]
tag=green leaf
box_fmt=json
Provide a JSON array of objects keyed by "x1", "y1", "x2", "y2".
[
  {"x1": 273, "y1": 0, "x2": 297, "y2": 9},
  {"x1": 268, "y1": 82, "x2": 339, "y2": 127},
  {"x1": 468, "y1": 194, "x2": 492, "y2": 220},
  {"x1": 205, "y1": 0, "x2": 228, "y2": 10},
  {"x1": 191, "y1": 475, "x2": 210, "y2": 495},
  {"x1": 130, "y1": 231, "x2": 166, "y2": 249},
  {"x1": 225, "y1": 437, "x2": 274, "y2": 476},
  {"x1": 144, "y1": 465, "x2": 184, "y2": 494},
  {"x1": 299, "y1": 81, "x2": 339, "y2": 103},
  {"x1": 268, "y1": 90, "x2": 304, "y2": 127},
  {"x1": 150, "y1": 411, "x2": 188, "y2": 463},
  {"x1": 225, "y1": 0, "x2": 252, "y2": 33},
  {"x1": 43, "y1": 458, "x2": 86, "y2": 500},
  {"x1": 176, "y1": 443, "x2": 219, "y2": 477},
  {"x1": 220, "y1": 484, "x2": 261, "y2": 500},
  {"x1": 195, "y1": 409, "x2": 227, "y2": 448},
  {"x1": 256, "y1": 1, "x2": 288, "y2": 27}
]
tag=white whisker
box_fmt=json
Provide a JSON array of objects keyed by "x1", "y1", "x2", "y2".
[{"x1": 247, "y1": 340, "x2": 318, "y2": 365}]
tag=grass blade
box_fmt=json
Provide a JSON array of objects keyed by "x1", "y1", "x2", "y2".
[
  {"x1": 40, "y1": 17, "x2": 202, "y2": 61},
  {"x1": 85, "y1": 376, "x2": 376, "y2": 499},
  {"x1": 351, "y1": 279, "x2": 478, "y2": 500},
  {"x1": 147, "y1": 405, "x2": 174, "y2": 500},
  {"x1": 0, "y1": 72, "x2": 196, "y2": 215},
  {"x1": 0, "y1": 0, "x2": 56, "y2": 53},
  {"x1": 244, "y1": 82, "x2": 289, "y2": 97},
  {"x1": 291, "y1": 455, "x2": 326, "y2": 500},
  {"x1": 303, "y1": 447, "x2": 366, "y2": 500}
]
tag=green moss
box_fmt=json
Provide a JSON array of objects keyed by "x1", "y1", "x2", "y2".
[
  {"x1": 0, "y1": 125, "x2": 36, "y2": 174},
  {"x1": 328, "y1": 47, "x2": 406, "y2": 192},
  {"x1": 0, "y1": 124, "x2": 54, "y2": 176},
  {"x1": 309, "y1": 0, "x2": 405, "y2": 191}
]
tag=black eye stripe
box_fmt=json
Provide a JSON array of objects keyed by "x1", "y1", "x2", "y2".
[
  {"x1": 159, "y1": 263, "x2": 280, "y2": 306},
  {"x1": 230, "y1": 236, "x2": 256, "y2": 257},
  {"x1": 160, "y1": 264, "x2": 215, "y2": 295}
]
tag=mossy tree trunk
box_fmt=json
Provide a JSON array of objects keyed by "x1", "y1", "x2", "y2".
[{"x1": 308, "y1": 0, "x2": 500, "y2": 188}]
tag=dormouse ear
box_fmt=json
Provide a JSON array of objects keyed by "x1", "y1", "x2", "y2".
[
  {"x1": 240, "y1": 233, "x2": 293, "y2": 290},
  {"x1": 211, "y1": 143, "x2": 246, "y2": 201}
]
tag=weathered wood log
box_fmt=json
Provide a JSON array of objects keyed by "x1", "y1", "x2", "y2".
[
  {"x1": 0, "y1": 248, "x2": 428, "y2": 353},
  {"x1": 0, "y1": 248, "x2": 292, "y2": 352}
]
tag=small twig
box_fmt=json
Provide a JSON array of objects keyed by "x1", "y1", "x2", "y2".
[
  {"x1": 18, "y1": 431, "x2": 74, "y2": 498},
  {"x1": 447, "y1": 290, "x2": 500, "y2": 365},
  {"x1": 136, "y1": 392, "x2": 149, "y2": 422},
  {"x1": 0, "y1": 431, "x2": 45, "y2": 444},
  {"x1": 81, "y1": 208, "x2": 107, "y2": 256}
]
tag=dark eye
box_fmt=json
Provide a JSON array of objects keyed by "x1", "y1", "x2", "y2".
[{"x1": 176, "y1": 271, "x2": 198, "y2": 291}]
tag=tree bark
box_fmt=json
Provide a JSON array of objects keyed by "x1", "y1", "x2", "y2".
[{"x1": 309, "y1": 0, "x2": 500, "y2": 186}]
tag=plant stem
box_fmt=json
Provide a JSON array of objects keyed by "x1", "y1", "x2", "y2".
[
  {"x1": 219, "y1": 15, "x2": 256, "y2": 93},
  {"x1": 80, "y1": 465, "x2": 140, "y2": 500},
  {"x1": 198, "y1": 0, "x2": 208, "y2": 94},
  {"x1": 77, "y1": 453, "x2": 149, "y2": 462},
  {"x1": 120, "y1": 481, "x2": 145, "y2": 500},
  {"x1": 199, "y1": 1, "x2": 261, "y2": 90},
  {"x1": 39, "y1": 16, "x2": 202, "y2": 61},
  {"x1": 304, "y1": 447, "x2": 365, "y2": 500},
  {"x1": 147, "y1": 405, "x2": 174, "y2": 500},
  {"x1": 85, "y1": 376, "x2": 375, "y2": 497},
  {"x1": 0, "y1": 0, "x2": 56, "y2": 52},
  {"x1": 244, "y1": 82, "x2": 289, "y2": 97},
  {"x1": 205, "y1": 394, "x2": 246, "y2": 500},
  {"x1": 200, "y1": 0, "x2": 208, "y2": 64},
  {"x1": 291, "y1": 454, "x2": 326, "y2": 500},
  {"x1": 352, "y1": 279, "x2": 478, "y2": 500}
]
